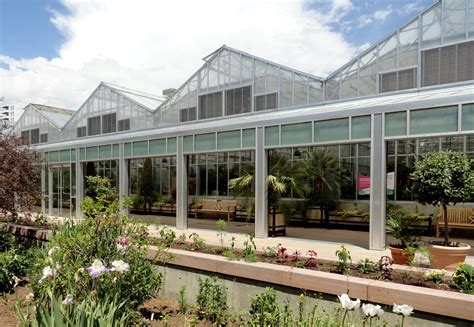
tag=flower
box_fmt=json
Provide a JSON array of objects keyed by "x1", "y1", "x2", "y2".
[
  {"x1": 338, "y1": 294, "x2": 361, "y2": 310},
  {"x1": 116, "y1": 243, "x2": 128, "y2": 253},
  {"x1": 48, "y1": 246, "x2": 60, "y2": 257},
  {"x1": 362, "y1": 303, "x2": 384, "y2": 317},
  {"x1": 11, "y1": 275, "x2": 20, "y2": 288},
  {"x1": 62, "y1": 295, "x2": 74, "y2": 305},
  {"x1": 87, "y1": 259, "x2": 108, "y2": 278},
  {"x1": 110, "y1": 260, "x2": 130, "y2": 273},
  {"x1": 39, "y1": 266, "x2": 56, "y2": 283},
  {"x1": 25, "y1": 293, "x2": 35, "y2": 302},
  {"x1": 393, "y1": 304, "x2": 414, "y2": 317},
  {"x1": 116, "y1": 236, "x2": 129, "y2": 245}
]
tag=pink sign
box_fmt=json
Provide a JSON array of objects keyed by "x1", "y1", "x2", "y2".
[{"x1": 357, "y1": 175, "x2": 370, "y2": 195}]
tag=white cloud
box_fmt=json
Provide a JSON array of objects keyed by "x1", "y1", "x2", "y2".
[
  {"x1": 357, "y1": 5, "x2": 393, "y2": 28},
  {"x1": 0, "y1": 0, "x2": 357, "y2": 112}
]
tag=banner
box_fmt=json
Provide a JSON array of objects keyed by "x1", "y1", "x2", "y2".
[
  {"x1": 386, "y1": 172, "x2": 395, "y2": 195},
  {"x1": 357, "y1": 175, "x2": 370, "y2": 195}
]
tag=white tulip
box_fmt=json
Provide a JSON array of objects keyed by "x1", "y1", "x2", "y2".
[
  {"x1": 393, "y1": 304, "x2": 414, "y2": 317},
  {"x1": 362, "y1": 303, "x2": 384, "y2": 317},
  {"x1": 338, "y1": 293, "x2": 361, "y2": 310}
]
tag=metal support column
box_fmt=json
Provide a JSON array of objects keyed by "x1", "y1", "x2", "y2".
[
  {"x1": 119, "y1": 143, "x2": 129, "y2": 216},
  {"x1": 369, "y1": 114, "x2": 386, "y2": 250},
  {"x1": 41, "y1": 163, "x2": 46, "y2": 213},
  {"x1": 75, "y1": 149, "x2": 83, "y2": 219},
  {"x1": 254, "y1": 127, "x2": 268, "y2": 238},
  {"x1": 47, "y1": 165, "x2": 53, "y2": 217},
  {"x1": 176, "y1": 136, "x2": 188, "y2": 230}
]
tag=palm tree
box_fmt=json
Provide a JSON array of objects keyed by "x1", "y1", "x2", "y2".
[{"x1": 299, "y1": 148, "x2": 346, "y2": 224}]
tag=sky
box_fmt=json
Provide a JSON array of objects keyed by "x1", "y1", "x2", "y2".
[{"x1": 0, "y1": 0, "x2": 433, "y2": 115}]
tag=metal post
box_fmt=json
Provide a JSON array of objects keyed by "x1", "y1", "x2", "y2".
[
  {"x1": 369, "y1": 113, "x2": 386, "y2": 250},
  {"x1": 48, "y1": 165, "x2": 53, "y2": 217},
  {"x1": 176, "y1": 136, "x2": 188, "y2": 230},
  {"x1": 254, "y1": 127, "x2": 268, "y2": 238},
  {"x1": 41, "y1": 163, "x2": 46, "y2": 213},
  {"x1": 75, "y1": 149, "x2": 83, "y2": 219},
  {"x1": 119, "y1": 143, "x2": 129, "y2": 216}
]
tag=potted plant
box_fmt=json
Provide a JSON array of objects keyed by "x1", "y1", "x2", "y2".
[
  {"x1": 411, "y1": 151, "x2": 474, "y2": 269},
  {"x1": 229, "y1": 151, "x2": 304, "y2": 236},
  {"x1": 386, "y1": 210, "x2": 418, "y2": 265},
  {"x1": 299, "y1": 149, "x2": 346, "y2": 226}
]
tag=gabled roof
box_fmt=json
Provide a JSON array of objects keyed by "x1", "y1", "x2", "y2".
[
  {"x1": 103, "y1": 82, "x2": 165, "y2": 111},
  {"x1": 30, "y1": 104, "x2": 75, "y2": 128}
]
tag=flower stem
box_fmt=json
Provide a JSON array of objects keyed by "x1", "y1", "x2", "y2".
[
  {"x1": 401, "y1": 316, "x2": 405, "y2": 327},
  {"x1": 341, "y1": 309, "x2": 348, "y2": 326}
]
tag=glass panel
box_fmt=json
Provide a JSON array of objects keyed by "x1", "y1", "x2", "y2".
[
  {"x1": 340, "y1": 61, "x2": 358, "y2": 99},
  {"x1": 265, "y1": 126, "x2": 279, "y2": 146},
  {"x1": 86, "y1": 147, "x2": 98, "y2": 161},
  {"x1": 60, "y1": 150, "x2": 70, "y2": 162},
  {"x1": 314, "y1": 118, "x2": 349, "y2": 142},
  {"x1": 441, "y1": 136, "x2": 464, "y2": 151},
  {"x1": 217, "y1": 130, "x2": 241, "y2": 150},
  {"x1": 167, "y1": 137, "x2": 177, "y2": 154},
  {"x1": 385, "y1": 112, "x2": 407, "y2": 136},
  {"x1": 112, "y1": 144, "x2": 119, "y2": 158},
  {"x1": 399, "y1": 19, "x2": 419, "y2": 68},
  {"x1": 242, "y1": 128, "x2": 255, "y2": 148},
  {"x1": 378, "y1": 34, "x2": 397, "y2": 71},
  {"x1": 308, "y1": 79, "x2": 322, "y2": 103},
  {"x1": 195, "y1": 133, "x2": 216, "y2": 151},
  {"x1": 280, "y1": 69, "x2": 293, "y2": 108},
  {"x1": 99, "y1": 145, "x2": 111, "y2": 159},
  {"x1": 351, "y1": 116, "x2": 371, "y2": 139},
  {"x1": 124, "y1": 143, "x2": 132, "y2": 157},
  {"x1": 418, "y1": 138, "x2": 440, "y2": 154},
  {"x1": 294, "y1": 73, "x2": 308, "y2": 106},
  {"x1": 443, "y1": 0, "x2": 466, "y2": 42},
  {"x1": 325, "y1": 73, "x2": 340, "y2": 101},
  {"x1": 49, "y1": 151, "x2": 59, "y2": 163},
  {"x1": 80, "y1": 148, "x2": 86, "y2": 161},
  {"x1": 254, "y1": 60, "x2": 266, "y2": 94},
  {"x1": 410, "y1": 106, "x2": 458, "y2": 135},
  {"x1": 470, "y1": 0, "x2": 474, "y2": 38},
  {"x1": 359, "y1": 47, "x2": 377, "y2": 96},
  {"x1": 133, "y1": 141, "x2": 148, "y2": 156},
  {"x1": 462, "y1": 103, "x2": 474, "y2": 131},
  {"x1": 281, "y1": 122, "x2": 312, "y2": 145},
  {"x1": 421, "y1": 3, "x2": 441, "y2": 48},
  {"x1": 71, "y1": 150, "x2": 76, "y2": 161},
  {"x1": 184, "y1": 136, "x2": 194, "y2": 153},
  {"x1": 150, "y1": 139, "x2": 167, "y2": 155}
]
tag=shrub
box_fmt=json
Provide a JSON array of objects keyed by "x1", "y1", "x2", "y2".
[
  {"x1": 249, "y1": 288, "x2": 281, "y2": 326},
  {"x1": 243, "y1": 234, "x2": 257, "y2": 262},
  {"x1": 0, "y1": 249, "x2": 32, "y2": 293},
  {"x1": 424, "y1": 269, "x2": 447, "y2": 284},
  {"x1": 452, "y1": 263, "x2": 474, "y2": 294},
  {"x1": 158, "y1": 225, "x2": 176, "y2": 247},
  {"x1": 335, "y1": 245, "x2": 351, "y2": 274},
  {"x1": 196, "y1": 276, "x2": 228, "y2": 325},
  {"x1": 31, "y1": 176, "x2": 162, "y2": 315},
  {"x1": 356, "y1": 258, "x2": 378, "y2": 274}
]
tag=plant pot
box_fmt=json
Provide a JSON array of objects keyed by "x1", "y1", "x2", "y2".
[
  {"x1": 428, "y1": 242, "x2": 471, "y2": 270},
  {"x1": 388, "y1": 246, "x2": 411, "y2": 265},
  {"x1": 268, "y1": 211, "x2": 285, "y2": 237}
]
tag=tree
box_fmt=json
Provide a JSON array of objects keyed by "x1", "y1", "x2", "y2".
[
  {"x1": 140, "y1": 158, "x2": 154, "y2": 212},
  {"x1": 0, "y1": 126, "x2": 42, "y2": 216},
  {"x1": 411, "y1": 151, "x2": 474, "y2": 246}
]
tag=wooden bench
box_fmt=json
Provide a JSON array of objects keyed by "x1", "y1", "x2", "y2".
[
  {"x1": 193, "y1": 199, "x2": 237, "y2": 222},
  {"x1": 436, "y1": 207, "x2": 474, "y2": 237}
]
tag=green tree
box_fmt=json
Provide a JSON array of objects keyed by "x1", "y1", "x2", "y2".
[
  {"x1": 411, "y1": 151, "x2": 474, "y2": 245},
  {"x1": 140, "y1": 158, "x2": 154, "y2": 212}
]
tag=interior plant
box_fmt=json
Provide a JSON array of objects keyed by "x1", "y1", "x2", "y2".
[
  {"x1": 139, "y1": 158, "x2": 154, "y2": 212},
  {"x1": 411, "y1": 151, "x2": 474, "y2": 269},
  {"x1": 386, "y1": 210, "x2": 419, "y2": 265}
]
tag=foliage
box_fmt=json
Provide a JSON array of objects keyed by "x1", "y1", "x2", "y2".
[
  {"x1": 158, "y1": 225, "x2": 176, "y2": 247},
  {"x1": 0, "y1": 249, "x2": 34, "y2": 293},
  {"x1": 304, "y1": 250, "x2": 319, "y2": 269},
  {"x1": 216, "y1": 219, "x2": 227, "y2": 248},
  {"x1": 248, "y1": 288, "x2": 281, "y2": 326},
  {"x1": 335, "y1": 245, "x2": 351, "y2": 274},
  {"x1": 177, "y1": 285, "x2": 188, "y2": 314},
  {"x1": 452, "y1": 263, "x2": 474, "y2": 294},
  {"x1": 17, "y1": 290, "x2": 133, "y2": 327},
  {"x1": 386, "y1": 210, "x2": 419, "y2": 248},
  {"x1": 243, "y1": 234, "x2": 257, "y2": 262},
  {"x1": 0, "y1": 230, "x2": 14, "y2": 252},
  {"x1": 411, "y1": 151, "x2": 474, "y2": 245},
  {"x1": 0, "y1": 126, "x2": 42, "y2": 216},
  {"x1": 196, "y1": 276, "x2": 228, "y2": 325},
  {"x1": 189, "y1": 232, "x2": 206, "y2": 251},
  {"x1": 31, "y1": 176, "x2": 162, "y2": 317},
  {"x1": 262, "y1": 244, "x2": 280, "y2": 258},
  {"x1": 424, "y1": 269, "x2": 447, "y2": 284},
  {"x1": 356, "y1": 258, "x2": 378, "y2": 274}
]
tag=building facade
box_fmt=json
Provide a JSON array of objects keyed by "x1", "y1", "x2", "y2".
[{"x1": 12, "y1": 0, "x2": 474, "y2": 249}]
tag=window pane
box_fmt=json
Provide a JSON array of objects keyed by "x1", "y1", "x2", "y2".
[
  {"x1": 133, "y1": 141, "x2": 148, "y2": 156},
  {"x1": 351, "y1": 116, "x2": 371, "y2": 139},
  {"x1": 150, "y1": 139, "x2": 167, "y2": 155},
  {"x1": 443, "y1": 0, "x2": 466, "y2": 42},
  {"x1": 385, "y1": 112, "x2": 407, "y2": 136},
  {"x1": 314, "y1": 118, "x2": 349, "y2": 142},
  {"x1": 265, "y1": 126, "x2": 279, "y2": 146},
  {"x1": 124, "y1": 143, "x2": 132, "y2": 157},
  {"x1": 184, "y1": 136, "x2": 193, "y2": 153},
  {"x1": 112, "y1": 144, "x2": 119, "y2": 158},
  {"x1": 167, "y1": 137, "x2": 177, "y2": 154},
  {"x1": 49, "y1": 151, "x2": 59, "y2": 162},
  {"x1": 462, "y1": 103, "x2": 474, "y2": 131},
  {"x1": 410, "y1": 106, "x2": 458, "y2": 135},
  {"x1": 102, "y1": 113, "x2": 116, "y2": 134},
  {"x1": 60, "y1": 150, "x2": 70, "y2": 162},
  {"x1": 217, "y1": 130, "x2": 241, "y2": 150},
  {"x1": 99, "y1": 145, "x2": 111, "y2": 159},
  {"x1": 195, "y1": 133, "x2": 216, "y2": 151},
  {"x1": 87, "y1": 116, "x2": 101, "y2": 136},
  {"x1": 281, "y1": 122, "x2": 312, "y2": 145},
  {"x1": 242, "y1": 129, "x2": 255, "y2": 148},
  {"x1": 86, "y1": 147, "x2": 98, "y2": 161}
]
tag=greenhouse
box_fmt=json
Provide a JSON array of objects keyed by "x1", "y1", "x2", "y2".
[{"x1": 11, "y1": 0, "x2": 474, "y2": 249}]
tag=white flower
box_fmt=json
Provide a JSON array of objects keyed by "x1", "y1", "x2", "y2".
[
  {"x1": 25, "y1": 293, "x2": 35, "y2": 302},
  {"x1": 48, "y1": 246, "x2": 60, "y2": 257},
  {"x1": 87, "y1": 259, "x2": 108, "y2": 278},
  {"x1": 338, "y1": 293, "x2": 361, "y2": 310},
  {"x1": 110, "y1": 260, "x2": 130, "y2": 273},
  {"x1": 11, "y1": 275, "x2": 20, "y2": 288},
  {"x1": 62, "y1": 295, "x2": 74, "y2": 305},
  {"x1": 393, "y1": 304, "x2": 414, "y2": 317},
  {"x1": 362, "y1": 303, "x2": 384, "y2": 317},
  {"x1": 116, "y1": 243, "x2": 128, "y2": 253},
  {"x1": 39, "y1": 266, "x2": 56, "y2": 283}
]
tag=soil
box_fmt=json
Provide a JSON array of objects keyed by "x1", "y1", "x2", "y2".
[
  {"x1": 155, "y1": 239, "x2": 459, "y2": 293},
  {"x1": 0, "y1": 286, "x2": 32, "y2": 327}
]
